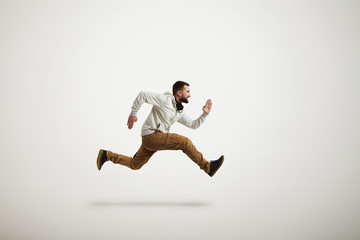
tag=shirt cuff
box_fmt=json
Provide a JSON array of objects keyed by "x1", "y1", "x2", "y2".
[
  {"x1": 201, "y1": 112, "x2": 208, "y2": 118},
  {"x1": 130, "y1": 110, "x2": 138, "y2": 116}
]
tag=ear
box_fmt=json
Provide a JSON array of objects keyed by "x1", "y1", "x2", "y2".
[{"x1": 176, "y1": 90, "x2": 182, "y2": 97}]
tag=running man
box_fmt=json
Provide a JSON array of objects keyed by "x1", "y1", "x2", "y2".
[{"x1": 97, "y1": 81, "x2": 224, "y2": 177}]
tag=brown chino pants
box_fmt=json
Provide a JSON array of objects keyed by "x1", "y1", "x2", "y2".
[{"x1": 106, "y1": 132, "x2": 211, "y2": 173}]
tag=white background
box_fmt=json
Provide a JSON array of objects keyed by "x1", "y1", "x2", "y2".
[{"x1": 1, "y1": 0, "x2": 359, "y2": 239}]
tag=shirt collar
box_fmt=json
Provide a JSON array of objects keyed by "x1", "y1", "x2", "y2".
[{"x1": 171, "y1": 94, "x2": 184, "y2": 111}]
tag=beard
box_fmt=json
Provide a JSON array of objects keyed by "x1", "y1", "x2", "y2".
[{"x1": 180, "y1": 97, "x2": 189, "y2": 103}]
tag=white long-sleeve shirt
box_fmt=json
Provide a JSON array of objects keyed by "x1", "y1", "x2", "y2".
[{"x1": 130, "y1": 91, "x2": 208, "y2": 136}]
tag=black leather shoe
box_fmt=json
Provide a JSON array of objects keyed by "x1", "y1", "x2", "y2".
[
  {"x1": 208, "y1": 155, "x2": 224, "y2": 177},
  {"x1": 97, "y1": 149, "x2": 108, "y2": 170}
]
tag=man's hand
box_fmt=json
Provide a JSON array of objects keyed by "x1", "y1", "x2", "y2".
[
  {"x1": 202, "y1": 99, "x2": 212, "y2": 115},
  {"x1": 127, "y1": 115, "x2": 138, "y2": 129}
]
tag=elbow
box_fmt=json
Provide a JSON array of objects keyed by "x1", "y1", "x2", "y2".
[
  {"x1": 137, "y1": 91, "x2": 148, "y2": 102},
  {"x1": 191, "y1": 124, "x2": 200, "y2": 130},
  {"x1": 138, "y1": 91, "x2": 146, "y2": 97}
]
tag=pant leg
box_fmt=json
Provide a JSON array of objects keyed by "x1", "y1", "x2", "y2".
[
  {"x1": 142, "y1": 132, "x2": 210, "y2": 173},
  {"x1": 107, "y1": 143, "x2": 156, "y2": 170}
]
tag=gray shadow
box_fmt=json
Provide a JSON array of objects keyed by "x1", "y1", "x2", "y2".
[{"x1": 89, "y1": 201, "x2": 211, "y2": 208}]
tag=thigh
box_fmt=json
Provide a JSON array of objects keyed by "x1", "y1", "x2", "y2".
[{"x1": 143, "y1": 132, "x2": 190, "y2": 151}]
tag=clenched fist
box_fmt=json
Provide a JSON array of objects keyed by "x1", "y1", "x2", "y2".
[{"x1": 127, "y1": 115, "x2": 138, "y2": 129}]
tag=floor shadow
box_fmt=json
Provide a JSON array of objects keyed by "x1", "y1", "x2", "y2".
[{"x1": 89, "y1": 201, "x2": 211, "y2": 208}]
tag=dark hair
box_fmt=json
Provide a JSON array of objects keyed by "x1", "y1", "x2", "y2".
[{"x1": 172, "y1": 81, "x2": 190, "y2": 95}]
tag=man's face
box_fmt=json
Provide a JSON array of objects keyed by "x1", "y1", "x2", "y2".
[{"x1": 179, "y1": 85, "x2": 191, "y2": 103}]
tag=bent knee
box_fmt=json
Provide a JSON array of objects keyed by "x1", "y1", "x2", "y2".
[
  {"x1": 130, "y1": 163, "x2": 142, "y2": 170},
  {"x1": 181, "y1": 137, "x2": 194, "y2": 149}
]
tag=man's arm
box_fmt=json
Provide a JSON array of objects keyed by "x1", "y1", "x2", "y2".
[
  {"x1": 127, "y1": 91, "x2": 165, "y2": 129},
  {"x1": 178, "y1": 99, "x2": 212, "y2": 129}
]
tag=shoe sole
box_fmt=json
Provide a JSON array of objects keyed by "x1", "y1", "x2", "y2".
[
  {"x1": 210, "y1": 155, "x2": 224, "y2": 177},
  {"x1": 97, "y1": 149, "x2": 104, "y2": 170}
]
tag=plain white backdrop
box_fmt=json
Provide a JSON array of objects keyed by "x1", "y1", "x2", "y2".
[{"x1": 1, "y1": 0, "x2": 359, "y2": 239}]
